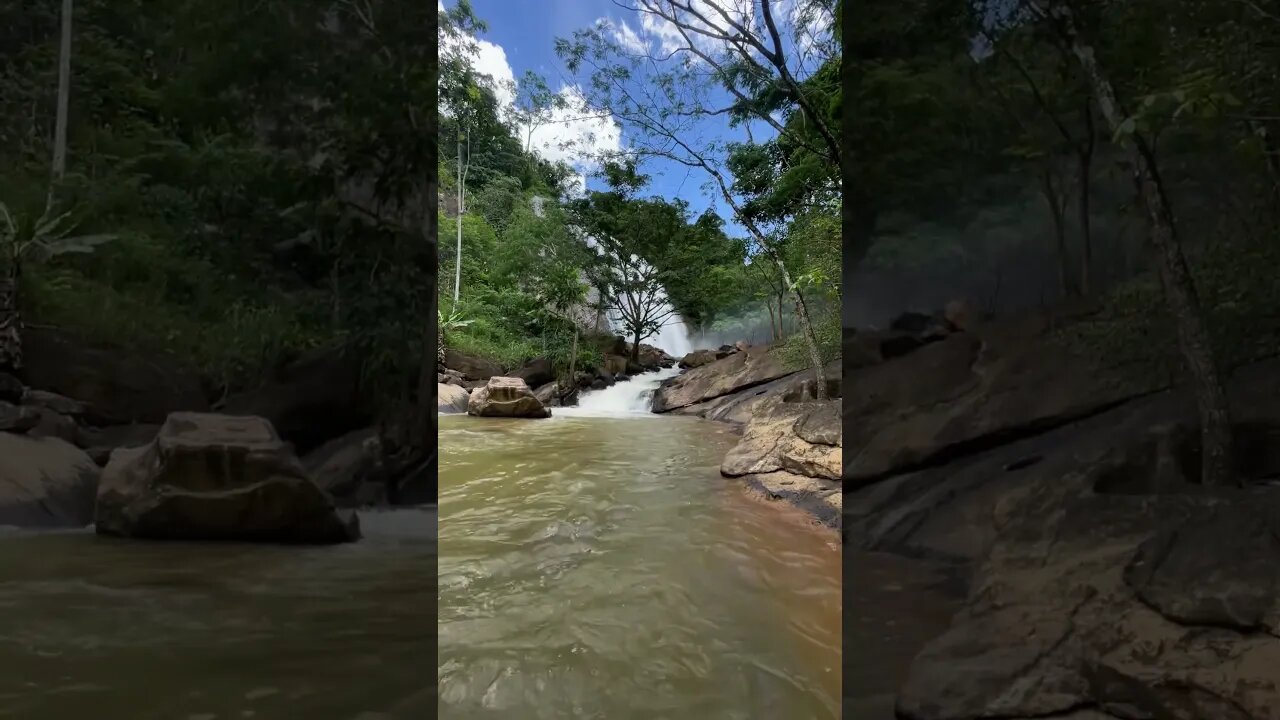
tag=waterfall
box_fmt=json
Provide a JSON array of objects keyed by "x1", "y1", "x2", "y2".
[{"x1": 556, "y1": 367, "x2": 681, "y2": 417}]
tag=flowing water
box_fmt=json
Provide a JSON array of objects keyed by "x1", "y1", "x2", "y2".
[
  {"x1": 438, "y1": 374, "x2": 842, "y2": 719},
  {"x1": 0, "y1": 508, "x2": 436, "y2": 720}
]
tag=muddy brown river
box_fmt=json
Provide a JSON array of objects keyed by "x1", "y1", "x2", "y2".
[
  {"x1": 0, "y1": 508, "x2": 435, "y2": 720},
  {"x1": 438, "y1": 402, "x2": 841, "y2": 719}
]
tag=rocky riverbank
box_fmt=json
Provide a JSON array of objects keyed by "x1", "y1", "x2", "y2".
[
  {"x1": 653, "y1": 342, "x2": 843, "y2": 530},
  {"x1": 843, "y1": 305, "x2": 1280, "y2": 718},
  {"x1": 0, "y1": 326, "x2": 434, "y2": 535}
]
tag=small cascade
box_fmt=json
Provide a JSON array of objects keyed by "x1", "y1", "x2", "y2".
[{"x1": 556, "y1": 367, "x2": 681, "y2": 418}]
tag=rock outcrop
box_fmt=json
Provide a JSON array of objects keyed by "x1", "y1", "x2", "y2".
[
  {"x1": 0, "y1": 433, "x2": 99, "y2": 527},
  {"x1": 95, "y1": 412, "x2": 360, "y2": 543},
  {"x1": 844, "y1": 307, "x2": 1280, "y2": 718},
  {"x1": 467, "y1": 376, "x2": 551, "y2": 419},
  {"x1": 437, "y1": 383, "x2": 470, "y2": 414},
  {"x1": 654, "y1": 344, "x2": 796, "y2": 412},
  {"x1": 723, "y1": 393, "x2": 842, "y2": 526}
]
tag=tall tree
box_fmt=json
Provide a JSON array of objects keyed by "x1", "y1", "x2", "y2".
[{"x1": 1026, "y1": 0, "x2": 1236, "y2": 487}]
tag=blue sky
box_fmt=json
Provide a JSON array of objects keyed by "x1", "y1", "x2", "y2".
[{"x1": 444, "y1": 1, "x2": 835, "y2": 241}]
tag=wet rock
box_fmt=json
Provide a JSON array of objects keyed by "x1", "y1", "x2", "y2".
[
  {"x1": 0, "y1": 433, "x2": 99, "y2": 527},
  {"x1": 437, "y1": 383, "x2": 470, "y2": 414},
  {"x1": 0, "y1": 400, "x2": 38, "y2": 433},
  {"x1": 589, "y1": 378, "x2": 607, "y2": 391},
  {"x1": 654, "y1": 344, "x2": 796, "y2": 412},
  {"x1": 467, "y1": 377, "x2": 551, "y2": 419},
  {"x1": 95, "y1": 412, "x2": 360, "y2": 543}
]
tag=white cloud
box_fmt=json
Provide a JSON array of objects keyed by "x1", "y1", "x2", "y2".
[
  {"x1": 527, "y1": 85, "x2": 623, "y2": 173},
  {"x1": 606, "y1": 18, "x2": 649, "y2": 54},
  {"x1": 441, "y1": 16, "x2": 623, "y2": 191}
]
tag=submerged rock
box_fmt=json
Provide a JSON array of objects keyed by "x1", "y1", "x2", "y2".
[
  {"x1": 467, "y1": 377, "x2": 551, "y2": 419},
  {"x1": 0, "y1": 433, "x2": 99, "y2": 527},
  {"x1": 95, "y1": 412, "x2": 360, "y2": 543}
]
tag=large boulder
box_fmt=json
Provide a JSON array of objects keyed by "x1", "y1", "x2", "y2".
[
  {"x1": 303, "y1": 428, "x2": 388, "y2": 507},
  {"x1": 437, "y1": 383, "x2": 470, "y2": 414},
  {"x1": 509, "y1": 357, "x2": 555, "y2": 389},
  {"x1": 19, "y1": 326, "x2": 208, "y2": 424},
  {"x1": 442, "y1": 348, "x2": 503, "y2": 381},
  {"x1": 679, "y1": 349, "x2": 719, "y2": 369},
  {"x1": 654, "y1": 344, "x2": 797, "y2": 412},
  {"x1": 221, "y1": 344, "x2": 370, "y2": 454},
  {"x1": 95, "y1": 412, "x2": 360, "y2": 543},
  {"x1": 843, "y1": 312, "x2": 1172, "y2": 485},
  {"x1": 0, "y1": 433, "x2": 99, "y2": 527},
  {"x1": 602, "y1": 354, "x2": 628, "y2": 376},
  {"x1": 467, "y1": 377, "x2": 551, "y2": 419},
  {"x1": 722, "y1": 394, "x2": 842, "y2": 528}
]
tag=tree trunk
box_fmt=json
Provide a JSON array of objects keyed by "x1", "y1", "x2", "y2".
[
  {"x1": 1078, "y1": 100, "x2": 1095, "y2": 296},
  {"x1": 770, "y1": 257, "x2": 826, "y2": 400},
  {"x1": 48, "y1": 0, "x2": 72, "y2": 212},
  {"x1": 776, "y1": 293, "x2": 787, "y2": 340},
  {"x1": 1041, "y1": 168, "x2": 1073, "y2": 299},
  {"x1": 1042, "y1": 0, "x2": 1235, "y2": 487},
  {"x1": 765, "y1": 300, "x2": 777, "y2": 342},
  {"x1": 0, "y1": 270, "x2": 20, "y2": 372},
  {"x1": 453, "y1": 134, "x2": 463, "y2": 305},
  {"x1": 630, "y1": 330, "x2": 641, "y2": 364},
  {"x1": 568, "y1": 327, "x2": 579, "y2": 384}
]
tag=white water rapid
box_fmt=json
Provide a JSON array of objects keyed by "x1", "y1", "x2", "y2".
[{"x1": 556, "y1": 367, "x2": 682, "y2": 418}]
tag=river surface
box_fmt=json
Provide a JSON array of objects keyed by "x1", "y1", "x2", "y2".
[
  {"x1": 0, "y1": 508, "x2": 436, "y2": 720},
  {"x1": 438, "y1": 375, "x2": 842, "y2": 720}
]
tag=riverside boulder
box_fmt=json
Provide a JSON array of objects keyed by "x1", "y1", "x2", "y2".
[
  {"x1": 467, "y1": 377, "x2": 551, "y2": 418},
  {"x1": 437, "y1": 383, "x2": 470, "y2": 414},
  {"x1": 95, "y1": 412, "x2": 360, "y2": 543},
  {"x1": 0, "y1": 433, "x2": 99, "y2": 527}
]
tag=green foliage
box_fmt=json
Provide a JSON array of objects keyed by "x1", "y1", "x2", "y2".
[{"x1": 0, "y1": 0, "x2": 434, "y2": 401}]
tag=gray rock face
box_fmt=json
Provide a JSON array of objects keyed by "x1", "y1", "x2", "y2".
[
  {"x1": 304, "y1": 428, "x2": 388, "y2": 508},
  {"x1": 654, "y1": 344, "x2": 796, "y2": 412},
  {"x1": 0, "y1": 433, "x2": 99, "y2": 527},
  {"x1": 95, "y1": 412, "x2": 359, "y2": 544},
  {"x1": 437, "y1": 383, "x2": 470, "y2": 414}
]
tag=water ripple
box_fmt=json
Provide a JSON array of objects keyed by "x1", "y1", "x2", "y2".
[{"x1": 439, "y1": 415, "x2": 840, "y2": 719}]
